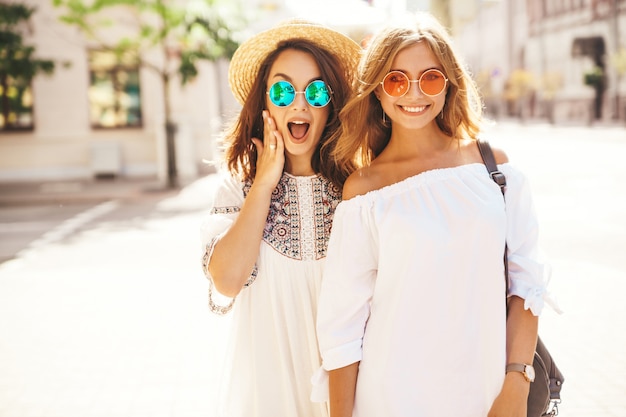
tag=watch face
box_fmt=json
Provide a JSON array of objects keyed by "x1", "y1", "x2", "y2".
[{"x1": 525, "y1": 365, "x2": 535, "y2": 381}]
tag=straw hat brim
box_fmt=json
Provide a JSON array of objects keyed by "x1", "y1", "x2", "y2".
[{"x1": 228, "y1": 19, "x2": 361, "y2": 106}]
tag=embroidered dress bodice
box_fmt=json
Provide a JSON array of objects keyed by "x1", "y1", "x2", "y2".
[{"x1": 242, "y1": 173, "x2": 340, "y2": 261}]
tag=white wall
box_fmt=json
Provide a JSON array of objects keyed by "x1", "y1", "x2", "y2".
[{"x1": 0, "y1": 0, "x2": 229, "y2": 183}]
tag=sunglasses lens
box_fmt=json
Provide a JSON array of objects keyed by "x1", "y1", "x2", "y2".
[
  {"x1": 305, "y1": 80, "x2": 331, "y2": 107},
  {"x1": 268, "y1": 81, "x2": 295, "y2": 107},
  {"x1": 420, "y1": 70, "x2": 447, "y2": 96},
  {"x1": 382, "y1": 71, "x2": 409, "y2": 97},
  {"x1": 268, "y1": 80, "x2": 330, "y2": 107}
]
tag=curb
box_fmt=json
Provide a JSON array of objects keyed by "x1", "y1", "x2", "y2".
[{"x1": 0, "y1": 179, "x2": 180, "y2": 207}]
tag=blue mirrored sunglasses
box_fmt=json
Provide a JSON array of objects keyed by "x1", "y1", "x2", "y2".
[{"x1": 267, "y1": 80, "x2": 332, "y2": 108}]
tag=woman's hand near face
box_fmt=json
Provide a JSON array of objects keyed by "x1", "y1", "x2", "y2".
[
  {"x1": 209, "y1": 111, "x2": 285, "y2": 297},
  {"x1": 251, "y1": 110, "x2": 285, "y2": 191}
]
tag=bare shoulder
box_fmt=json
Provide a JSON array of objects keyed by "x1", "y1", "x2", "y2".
[
  {"x1": 342, "y1": 166, "x2": 382, "y2": 200},
  {"x1": 490, "y1": 145, "x2": 509, "y2": 165},
  {"x1": 469, "y1": 139, "x2": 509, "y2": 165}
]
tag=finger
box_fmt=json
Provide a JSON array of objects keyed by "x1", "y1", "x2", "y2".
[
  {"x1": 263, "y1": 111, "x2": 278, "y2": 150},
  {"x1": 272, "y1": 129, "x2": 284, "y2": 152},
  {"x1": 251, "y1": 137, "x2": 263, "y2": 154}
]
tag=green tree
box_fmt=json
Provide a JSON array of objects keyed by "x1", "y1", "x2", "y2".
[
  {"x1": 583, "y1": 66, "x2": 605, "y2": 120},
  {"x1": 0, "y1": 3, "x2": 55, "y2": 131},
  {"x1": 53, "y1": 0, "x2": 244, "y2": 188}
]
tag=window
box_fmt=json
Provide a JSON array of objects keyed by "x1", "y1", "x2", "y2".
[
  {"x1": 0, "y1": 77, "x2": 34, "y2": 131},
  {"x1": 88, "y1": 50, "x2": 142, "y2": 128}
]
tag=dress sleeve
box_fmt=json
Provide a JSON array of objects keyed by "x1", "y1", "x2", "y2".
[
  {"x1": 311, "y1": 198, "x2": 378, "y2": 401},
  {"x1": 199, "y1": 172, "x2": 251, "y2": 315},
  {"x1": 502, "y1": 165, "x2": 561, "y2": 316},
  {"x1": 200, "y1": 172, "x2": 244, "y2": 248}
]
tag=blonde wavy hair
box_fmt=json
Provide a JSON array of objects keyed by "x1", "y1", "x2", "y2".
[{"x1": 332, "y1": 12, "x2": 484, "y2": 172}]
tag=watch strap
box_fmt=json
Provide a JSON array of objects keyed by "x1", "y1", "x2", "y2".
[
  {"x1": 506, "y1": 363, "x2": 527, "y2": 374},
  {"x1": 506, "y1": 362, "x2": 534, "y2": 382}
]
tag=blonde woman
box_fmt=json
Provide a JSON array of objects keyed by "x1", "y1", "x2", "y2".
[{"x1": 314, "y1": 12, "x2": 559, "y2": 417}]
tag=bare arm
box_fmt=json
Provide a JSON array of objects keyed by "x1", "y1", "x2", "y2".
[
  {"x1": 329, "y1": 362, "x2": 359, "y2": 417},
  {"x1": 208, "y1": 112, "x2": 285, "y2": 297},
  {"x1": 488, "y1": 296, "x2": 538, "y2": 417}
]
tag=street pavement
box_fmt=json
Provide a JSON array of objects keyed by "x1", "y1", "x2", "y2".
[
  {"x1": 0, "y1": 120, "x2": 625, "y2": 416},
  {"x1": 0, "y1": 174, "x2": 231, "y2": 417}
]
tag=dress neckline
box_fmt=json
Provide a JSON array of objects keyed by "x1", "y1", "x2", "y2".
[
  {"x1": 346, "y1": 162, "x2": 511, "y2": 203},
  {"x1": 283, "y1": 171, "x2": 321, "y2": 180}
]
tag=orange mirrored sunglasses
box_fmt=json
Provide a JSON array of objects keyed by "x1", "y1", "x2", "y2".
[{"x1": 380, "y1": 69, "x2": 449, "y2": 97}]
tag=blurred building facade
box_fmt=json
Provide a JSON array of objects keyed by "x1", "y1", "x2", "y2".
[
  {"x1": 0, "y1": 0, "x2": 390, "y2": 185},
  {"x1": 3, "y1": 0, "x2": 622, "y2": 185},
  {"x1": 445, "y1": 0, "x2": 626, "y2": 124},
  {"x1": 0, "y1": 0, "x2": 235, "y2": 184}
]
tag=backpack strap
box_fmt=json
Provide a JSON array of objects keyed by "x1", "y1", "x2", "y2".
[
  {"x1": 477, "y1": 139, "x2": 506, "y2": 194},
  {"x1": 476, "y1": 139, "x2": 510, "y2": 299}
]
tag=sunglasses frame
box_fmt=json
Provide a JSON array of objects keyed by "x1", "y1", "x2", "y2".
[
  {"x1": 266, "y1": 80, "x2": 332, "y2": 108},
  {"x1": 380, "y1": 69, "x2": 449, "y2": 98}
]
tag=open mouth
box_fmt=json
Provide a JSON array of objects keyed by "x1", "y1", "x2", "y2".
[{"x1": 288, "y1": 121, "x2": 310, "y2": 140}]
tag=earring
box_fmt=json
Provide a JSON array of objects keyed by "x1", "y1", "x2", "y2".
[{"x1": 382, "y1": 108, "x2": 389, "y2": 125}]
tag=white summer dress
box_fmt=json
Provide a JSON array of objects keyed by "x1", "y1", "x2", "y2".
[
  {"x1": 313, "y1": 163, "x2": 559, "y2": 417},
  {"x1": 201, "y1": 171, "x2": 340, "y2": 417}
]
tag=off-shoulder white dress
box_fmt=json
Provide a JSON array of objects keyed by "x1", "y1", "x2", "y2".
[
  {"x1": 314, "y1": 163, "x2": 558, "y2": 417},
  {"x1": 201, "y1": 171, "x2": 340, "y2": 417}
]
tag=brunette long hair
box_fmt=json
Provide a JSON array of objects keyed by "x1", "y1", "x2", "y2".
[{"x1": 221, "y1": 38, "x2": 355, "y2": 189}]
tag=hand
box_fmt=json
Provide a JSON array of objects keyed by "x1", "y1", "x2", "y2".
[
  {"x1": 250, "y1": 110, "x2": 285, "y2": 190},
  {"x1": 487, "y1": 373, "x2": 530, "y2": 417}
]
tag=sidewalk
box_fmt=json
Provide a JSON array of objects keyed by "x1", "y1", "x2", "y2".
[
  {"x1": 0, "y1": 173, "x2": 227, "y2": 417},
  {"x1": 0, "y1": 176, "x2": 182, "y2": 207}
]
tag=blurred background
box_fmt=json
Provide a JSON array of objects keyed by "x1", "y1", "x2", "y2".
[
  {"x1": 0, "y1": 1, "x2": 625, "y2": 417},
  {"x1": 0, "y1": 0, "x2": 624, "y2": 188}
]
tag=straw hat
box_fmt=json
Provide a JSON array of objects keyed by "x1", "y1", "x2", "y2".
[{"x1": 228, "y1": 19, "x2": 361, "y2": 105}]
